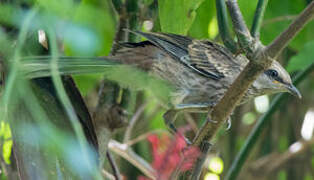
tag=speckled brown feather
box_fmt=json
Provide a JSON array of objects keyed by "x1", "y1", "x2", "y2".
[
  {"x1": 22, "y1": 31, "x2": 296, "y2": 111},
  {"x1": 111, "y1": 31, "x2": 293, "y2": 109}
]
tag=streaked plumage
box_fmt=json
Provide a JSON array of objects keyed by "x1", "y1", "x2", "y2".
[
  {"x1": 21, "y1": 31, "x2": 301, "y2": 134},
  {"x1": 112, "y1": 31, "x2": 300, "y2": 109}
]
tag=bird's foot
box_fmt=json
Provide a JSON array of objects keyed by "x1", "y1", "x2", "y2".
[{"x1": 169, "y1": 123, "x2": 192, "y2": 145}]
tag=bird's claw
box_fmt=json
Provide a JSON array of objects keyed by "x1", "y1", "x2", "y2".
[
  {"x1": 207, "y1": 117, "x2": 218, "y2": 123},
  {"x1": 225, "y1": 117, "x2": 232, "y2": 130},
  {"x1": 184, "y1": 137, "x2": 192, "y2": 146}
]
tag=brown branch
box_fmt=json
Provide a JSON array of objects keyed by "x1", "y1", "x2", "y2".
[
  {"x1": 192, "y1": 61, "x2": 265, "y2": 146},
  {"x1": 123, "y1": 102, "x2": 147, "y2": 143},
  {"x1": 190, "y1": 1, "x2": 314, "y2": 177},
  {"x1": 193, "y1": 0, "x2": 314, "y2": 149},
  {"x1": 225, "y1": 0, "x2": 255, "y2": 56},
  {"x1": 126, "y1": 129, "x2": 170, "y2": 146},
  {"x1": 102, "y1": 169, "x2": 116, "y2": 180},
  {"x1": 184, "y1": 113, "x2": 199, "y2": 133}
]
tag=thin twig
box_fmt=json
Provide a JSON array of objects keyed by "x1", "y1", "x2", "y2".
[
  {"x1": 251, "y1": 0, "x2": 269, "y2": 38},
  {"x1": 108, "y1": 140, "x2": 156, "y2": 180},
  {"x1": 265, "y1": 1, "x2": 314, "y2": 58},
  {"x1": 123, "y1": 102, "x2": 148, "y2": 143},
  {"x1": 102, "y1": 169, "x2": 116, "y2": 180},
  {"x1": 183, "y1": 113, "x2": 198, "y2": 133},
  {"x1": 262, "y1": 15, "x2": 296, "y2": 26},
  {"x1": 126, "y1": 129, "x2": 170, "y2": 146},
  {"x1": 106, "y1": 151, "x2": 122, "y2": 180}
]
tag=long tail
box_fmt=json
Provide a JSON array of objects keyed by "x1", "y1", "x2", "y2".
[{"x1": 20, "y1": 56, "x2": 120, "y2": 78}]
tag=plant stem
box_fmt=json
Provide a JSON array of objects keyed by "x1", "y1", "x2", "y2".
[
  {"x1": 47, "y1": 28, "x2": 100, "y2": 178},
  {"x1": 106, "y1": 151, "x2": 122, "y2": 180},
  {"x1": 216, "y1": 0, "x2": 238, "y2": 53},
  {"x1": 226, "y1": 0, "x2": 254, "y2": 55},
  {"x1": 251, "y1": 0, "x2": 269, "y2": 38},
  {"x1": 225, "y1": 63, "x2": 314, "y2": 180}
]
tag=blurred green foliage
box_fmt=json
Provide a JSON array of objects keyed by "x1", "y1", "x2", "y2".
[
  {"x1": 261, "y1": 0, "x2": 314, "y2": 50},
  {"x1": 158, "y1": 0, "x2": 205, "y2": 35},
  {"x1": 0, "y1": 122, "x2": 12, "y2": 164},
  {"x1": 0, "y1": 0, "x2": 314, "y2": 179},
  {"x1": 287, "y1": 40, "x2": 314, "y2": 72},
  {"x1": 188, "y1": 0, "x2": 216, "y2": 39}
]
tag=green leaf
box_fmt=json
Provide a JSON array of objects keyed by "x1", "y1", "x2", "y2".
[
  {"x1": 158, "y1": 0, "x2": 205, "y2": 35},
  {"x1": 0, "y1": 122, "x2": 12, "y2": 164},
  {"x1": 188, "y1": 0, "x2": 216, "y2": 39},
  {"x1": 261, "y1": 0, "x2": 314, "y2": 50},
  {"x1": 64, "y1": 0, "x2": 116, "y2": 95},
  {"x1": 286, "y1": 40, "x2": 314, "y2": 72},
  {"x1": 238, "y1": 0, "x2": 258, "y2": 28}
]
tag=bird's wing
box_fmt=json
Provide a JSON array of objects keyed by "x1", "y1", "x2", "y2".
[
  {"x1": 128, "y1": 31, "x2": 228, "y2": 80},
  {"x1": 188, "y1": 40, "x2": 240, "y2": 79}
]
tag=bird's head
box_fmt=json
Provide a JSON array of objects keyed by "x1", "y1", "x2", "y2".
[{"x1": 254, "y1": 60, "x2": 301, "y2": 98}]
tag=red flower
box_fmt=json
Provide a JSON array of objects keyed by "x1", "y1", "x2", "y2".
[{"x1": 139, "y1": 128, "x2": 200, "y2": 180}]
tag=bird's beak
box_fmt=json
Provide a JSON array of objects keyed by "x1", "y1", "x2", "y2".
[{"x1": 287, "y1": 84, "x2": 302, "y2": 99}]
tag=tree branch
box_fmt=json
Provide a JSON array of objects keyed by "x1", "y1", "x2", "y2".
[
  {"x1": 225, "y1": 63, "x2": 314, "y2": 180},
  {"x1": 192, "y1": 61, "x2": 264, "y2": 147},
  {"x1": 226, "y1": 0, "x2": 255, "y2": 56},
  {"x1": 123, "y1": 102, "x2": 147, "y2": 143},
  {"x1": 126, "y1": 129, "x2": 170, "y2": 146},
  {"x1": 190, "y1": 0, "x2": 314, "y2": 178},
  {"x1": 192, "y1": 0, "x2": 314, "y2": 149},
  {"x1": 102, "y1": 169, "x2": 116, "y2": 180}
]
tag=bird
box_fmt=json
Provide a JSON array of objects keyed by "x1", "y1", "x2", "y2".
[{"x1": 22, "y1": 30, "x2": 301, "y2": 135}]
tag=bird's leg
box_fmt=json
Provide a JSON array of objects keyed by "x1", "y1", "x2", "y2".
[
  {"x1": 163, "y1": 103, "x2": 213, "y2": 145},
  {"x1": 206, "y1": 114, "x2": 218, "y2": 124},
  {"x1": 206, "y1": 113, "x2": 232, "y2": 130},
  {"x1": 174, "y1": 103, "x2": 213, "y2": 112},
  {"x1": 163, "y1": 109, "x2": 193, "y2": 145},
  {"x1": 163, "y1": 109, "x2": 179, "y2": 133}
]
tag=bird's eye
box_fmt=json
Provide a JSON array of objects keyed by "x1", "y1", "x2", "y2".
[{"x1": 267, "y1": 69, "x2": 278, "y2": 77}]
